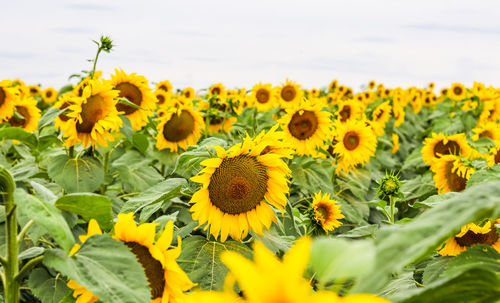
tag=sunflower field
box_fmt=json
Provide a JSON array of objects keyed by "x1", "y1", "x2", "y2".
[{"x1": 1, "y1": 37, "x2": 500, "y2": 303}]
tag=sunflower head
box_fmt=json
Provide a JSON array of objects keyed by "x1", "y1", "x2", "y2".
[
  {"x1": 0, "y1": 81, "x2": 17, "y2": 121},
  {"x1": 209, "y1": 83, "x2": 225, "y2": 97},
  {"x1": 7, "y1": 96, "x2": 41, "y2": 132},
  {"x1": 156, "y1": 80, "x2": 173, "y2": 94},
  {"x1": 439, "y1": 220, "x2": 500, "y2": 256},
  {"x1": 42, "y1": 87, "x2": 58, "y2": 104},
  {"x1": 368, "y1": 80, "x2": 376, "y2": 90},
  {"x1": 421, "y1": 133, "x2": 471, "y2": 166},
  {"x1": 431, "y1": 155, "x2": 474, "y2": 194},
  {"x1": 391, "y1": 133, "x2": 400, "y2": 154},
  {"x1": 182, "y1": 87, "x2": 196, "y2": 100},
  {"x1": 278, "y1": 79, "x2": 303, "y2": 108},
  {"x1": 27, "y1": 85, "x2": 41, "y2": 96},
  {"x1": 377, "y1": 171, "x2": 402, "y2": 202},
  {"x1": 312, "y1": 191, "x2": 344, "y2": 233},
  {"x1": 155, "y1": 105, "x2": 204, "y2": 152},
  {"x1": 448, "y1": 83, "x2": 466, "y2": 101},
  {"x1": 252, "y1": 83, "x2": 276, "y2": 112}
]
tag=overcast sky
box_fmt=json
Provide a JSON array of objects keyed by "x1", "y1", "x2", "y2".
[{"x1": 2, "y1": 0, "x2": 500, "y2": 91}]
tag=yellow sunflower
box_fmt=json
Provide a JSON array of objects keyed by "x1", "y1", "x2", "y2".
[
  {"x1": 336, "y1": 100, "x2": 362, "y2": 124},
  {"x1": 370, "y1": 101, "x2": 391, "y2": 134},
  {"x1": 479, "y1": 99, "x2": 500, "y2": 123},
  {"x1": 53, "y1": 94, "x2": 75, "y2": 131},
  {"x1": 155, "y1": 105, "x2": 204, "y2": 152},
  {"x1": 368, "y1": 80, "x2": 376, "y2": 90},
  {"x1": 68, "y1": 214, "x2": 196, "y2": 303},
  {"x1": 471, "y1": 122, "x2": 500, "y2": 143},
  {"x1": 329, "y1": 79, "x2": 338, "y2": 92},
  {"x1": 409, "y1": 91, "x2": 422, "y2": 114},
  {"x1": 62, "y1": 79, "x2": 122, "y2": 148},
  {"x1": 27, "y1": 85, "x2": 41, "y2": 96},
  {"x1": 42, "y1": 87, "x2": 58, "y2": 104},
  {"x1": 421, "y1": 133, "x2": 471, "y2": 166},
  {"x1": 279, "y1": 101, "x2": 333, "y2": 156},
  {"x1": 209, "y1": 83, "x2": 225, "y2": 97},
  {"x1": 251, "y1": 83, "x2": 276, "y2": 112},
  {"x1": 334, "y1": 119, "x2": 377, "y2": 174},
  {"x1": 111, "y1": 69, "x2": 156, "y2": 130},
  {"x1": 431, "y1": 155, "x2": 474, "y2": 194},
  {"x1": 73, "y1": 71, "x2": 103, "y2": 97},
  {"x1": 182, "y1": 87, "x2": 196, "y2": 100},
  {"x1": 189, "y1": 135, "x2": 291, "y2": 242},
  {"x1": 0, "y1": 80, "x2": 17, "y2": 121},
  {"x1": 486, "y1": 147, "x2": 500, "y2": 166},
  {"x1": 391, "y1": 133, "x2": 399, "y2": 154},
  {"x1": 156, "y1": 80, "x2": 173, "y2": 94},
  {"x1": 154, "y1": 90, "x2": 170, "y2": 107},
  {"x1": 244, "y1": 124, "x2": 294, "y2": 159},
  {"x1": 392, "y1": 101, "x2": 405, "y2": 127},
  {"x1": 438, "y1": 220, "x2": 500, "y2": 256},
  {"x1": 7, "y1": 96, "x2": 41, "y2": 132},
  {"x1": 208, "y1": 116, "x2": 236, "y2": 134},
  {"x1": 448, "y1": 83, "x2": 466, "y2": 101},
  {"x1": 312, "y1": 191, "x2": 344, "y2": 233},
  {"x1": 278, "y1": 79, "x2": 303, "y2": 108}
]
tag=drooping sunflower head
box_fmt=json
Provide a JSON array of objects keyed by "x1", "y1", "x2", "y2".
[
  {"x1": 448, "y1": 83, "x2": 467, "y2": 101},
  {"x1": 155, "y1": 105, "x2": 204, "y2": 152},
  {"x1": 189, "y1": 138, "x2": 291, "y2": 242},
  {"x1": 182, "y1": 87, "x2": 196, "y2": 100},
  {"x1": 278, "y1": 79, "x2": 303, "y2": 108},
  {"x1": 209, "y1": 83, "x2": 225, "y2": 97},
  {"x1": 421, "y1": 133, "x2": 471, "y2": 166},
  {"x1": 156, "y1": 80, "x2": 173, "y2": 94},
  {"x1": 312, "y1": 191, "x2": 344, "y2": 233},
  {"x1": 393, "y1": 101, "x2": 405, "y2": 127},
  {"x1": 42, "y1": 87, "x2": 58, "y2": 104},
  {"x1": 0, "y1": 80, "x2": 17, "y2": 121},
  {"x1": 438, "y1": 220, "x2": 500, "y2": 256},
  {"x1": 111, "y1": 69, "x2": 156, "y2": 130},
  {"x1": 333, "y1": 119, "x2": 378, "y2": 174},
  {"x1": 430, "y1": 155, "x2": 474, "y2": 194},
  {"x1": 279, "y1": 101, "x2": 333, "y2": 156},
  {"x1": 62, "y1": 79, "x2": 122, "y2": 148},
  {"x1": 7, "y1": 96, "x2": 41, "y2": 132},
  {"x1": 251, "y1": 83, "x2": 276, "y2": 112},
  {"x1": 409, "y1": 91, "x2": 423, "y2": 114}
]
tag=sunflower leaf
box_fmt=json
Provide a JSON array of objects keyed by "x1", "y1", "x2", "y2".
[
  {"x1": 28, "y1": 267, "x2": 71, "y2": 303},
  {"x1": 0, "y1": 127, "x2": 38, "y2": 148},
  {"x1": 55, "y1": 193, "x2": 114, "y2": 230},
  {"x1": 47, "y1": 154, "x2": 104, "y2": 193},
  {"x1": 43, "y1": 234, "x2": 150, "y2": 303}
]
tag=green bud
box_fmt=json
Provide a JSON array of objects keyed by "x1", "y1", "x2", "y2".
[{"x1": 377, "y1": 171, "x2": 402, "y2": 202}]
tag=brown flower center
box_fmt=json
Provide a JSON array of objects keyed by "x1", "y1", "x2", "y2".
[
  {"x1": 115, "y1": 82, "x2": 143, "y2": 115},
  {"x1": 455, "y1": 228, "x2": 499, "y2": 247},
  {"x1": 256, "y1": 88, "x2": 270, "y2": 104},
  {"x1": 339, "y1": 105, "x2": 351, "y2": 122},
  {"x1": 46, "y1": 91, "x2": 53, "y2": 98},
  {"x1": 156, "y1": 94, "x2": 165, "y2": 105},
  {"x1": 30, "y1": 87, "x2": 39, "y2": 94},
  {"x1": 445, "y1": 162, "x2": 467, "y2": 192},
  {"x1": 479, "y1": 130, "x2": 493, "y2": 139},
  {"x1": 281, "y1": 85, "x2": 296, "y2": 102},
  {"x1": 433, "y1": 140, "x2": 461, "y2": 158},
  {"x1": 184, "y1": 90, "x2": 191, "y2": 98},
  {"x1": 125, "y1": 242, "x2": 165, "y2": 299},
  {"x1": 8, "y1": 106, "x2": 30, "y2": 128},
  {"x1": 76, "y1": 95, "x2": 106, "y2": 133},
  {"x1": 208, "y1": 156, "x2": 268, "y2": 214},
  {"x1": 159, "y1": 84, "x2": 170, "y2": 93},
  {"x1": 343, "y1": 131, "x2": 360, "y2": 150},
  {"x1": 162, "y1": 110, "x2": 195, "y2": 142},
  {"x1": 211, "y1": 87, "x2": 221, "y2": 95},
  {"x1": 59, "y1": 102, "x2": 70, "y2": 121},
  {"x1": 0, "y1": 88, "x2": 5, "y2": 107},
  {"x1": 288, "y1": 110, "x2": 318, "y2": 140},
  {"x1": 453, "y1": 86, "x2": 463, "y2": 96}
]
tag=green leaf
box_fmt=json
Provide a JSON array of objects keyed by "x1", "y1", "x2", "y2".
[
  {"x1": 38, "y1": 107, "x2": 67, "y2": 130},
  {"x1": 413, "y1": 192, "x2": 460, "y2": 208},
  {"x1": 337, "y1": 224, "x2": 378, "y2": 238},
  {"x1": 132, "y1": 133, "x2": 149, "y2": 153},
  {"x1": 118, "y1": 97, "x2": 143, "y2": 110},
  {"x1": 18, "y1": 247, "x2": 44, "y2": 260},
  {"x1": 55, "y1": 193, "x2": 113, "y2": 230},
  {"x1": 47, "y1": 154, "x2": 104, "y2": 193},
  {"x1": 112, "y1": 150, "x2": 163, "y2": 192},
  {"x1": 351, "y1": 181, "x2": 500, "y2": 294},
  {"x1": 291, "y1": 158, "x2": 334, "y2": 194},
  {"x1": 467, "y1": 164, "x2": 500, "y2": 189},
  {"x1": 309, "y1": 237, "x2": 375, "y2": 284},
  {"x1": 442, "y1": 245, "x2": 500, "y2": 280},
  {"x1": 43, "y1": 234, "x2": 150, "y2": 303},
  {"x1": 0, "y1": 127, "x2": 37, "y2": 148},
  {"x1": 422, "y1": 257, "x2": 450, "y2": 285},
  {"x1": 28, "y1": 268, "x2": 71, "y2": 303},
  {"x1": 15, "y1": 189, "x2": 74, "y2": 252},
  {"x1": 178, "y1": 235, "x2": 252, "y2": 291}
]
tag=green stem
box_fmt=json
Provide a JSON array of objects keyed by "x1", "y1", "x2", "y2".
[
  {"x1": 68, "y1": 146, "x2": 75, "y2": 158},
  {"x1": 204, "y1": 98, "x2": 212, "y2": 138},
  {"x1": 4, "y1": 189, "x2": 19, "y2": 302},
  {"x1": 90, "y1": 48, "x2": 102, "y2": 79},
  {"x1": 252, "y1": 108, "x2": 257, "y2": 136},
  {"x1": 389, "y1": 196, "x2": 396, "y2": 224},
  {"x1": 17, "y1": 220, "x2": 34, "y2": 243},
  {"x1": 100, "y1": 150, "x2": 111, "y2": 195},
  {"x1": 15, "y1": 256, "x2": 43, "y2": 282}
]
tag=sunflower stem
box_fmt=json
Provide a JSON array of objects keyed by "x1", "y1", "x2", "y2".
[
  {"x1": 389, "y1": 196, "x2": 396, "y2": 224},
  {"x1": 90, "y1": 48, "x2": 102, "y2": 80},
  {"x1": 68, "y1": 146, "x2": 75, "y2": 158},
  {"x1": 204, "y1": 97, "x2": 212, "y2": 138},
  {"x1": 15, "y1": 256, "x2": 43, "y2": 282},
  {"x1": 252, "y1": 107, "x2": 257, "y2": 136}
]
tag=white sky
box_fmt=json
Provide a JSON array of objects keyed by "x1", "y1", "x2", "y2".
[{"x1": 1, "y1": 0, "x2": 500, "y2": 91}]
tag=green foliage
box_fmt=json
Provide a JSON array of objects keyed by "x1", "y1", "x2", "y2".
[
  {"x1": 47, "y1": 154, "x2": 104, "y2": 193},
  {"x1": 55, "y1": 193, "x2": 114, "y2": 230},
  {"x1": 28, "y1": 268, "x2": 71, "y2": 303}
]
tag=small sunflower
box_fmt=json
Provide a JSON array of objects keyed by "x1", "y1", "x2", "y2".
[
  {"x1": 431, "y1": 155, "x2": 474, "y2": 194},
  {"x1": 154, "y1": 90, "x2": 170, "y2": 107},
  {"x1": 471, "y1": 122, "x2": 500, "y2": 143},
  {"x1": 421, "y1": 133, "x2": 471, "y2": 166},
  {"x1": 278, "y1": 79, "x2": 303, "y2": 108},
  {"x1": 182, "y1": 87, "x2": 195, "y2": 100},
  {"x1": 279, "y1": 101, "x2": 333, "y2": 156},
  {"x1": 479, "y1": 99, "x2": 500, "y2": 124},
  {"x1": 61, "y1": 79, "x2": 122, "y2": 148},
  {"x1": 0, "y1": 80, "x2": 17, "y2": 121},
  {"x1": 368, "y1": 80, "x2": 376, "y2": 90},
  {"x1": 312, "y1": 191, "x2": 344, "y2": 233},
  {"x1": 156, "y1": 80, "x2": 173, "y2": 94},
  {"x1": 392, "y1": 101, "x2": 405, "y2": 127},
  {"x1": 391, "y1": 133, "x2": 400, "y2": 154},
  {"x1": 53, "y1": 94, "x2": 74, "y2": 131},
  {"x1": 111, "y1": 69, "x2": 156, "y2": 130},
  {"x1": 448, "y1": 83, "x2": 466, "y2": 101},
  {"x1": 208, "y1": 116, "x2": 236, "y2": 134},
  {"x1": 334, "y1": 119, "x2": 377, "y2": 174},
  {"x1": 155, "y1": 105, "x2": 204, "y2": 152},
  {"x1": 27, "y1": 85, "x2": 41, "y2": 96},
  {"x1": 409, "y1": 91, "x2": 422, "y2": 114},
  {"x1": 438, "y1": 220, "x2": 500, "y2": 256},
  {"x1": 42, "y1": 87, "x2": 58, "y2": 104},
  {"x1": 486, "y1": 147, "x2": 500, "y2": 166},
  {"x1": 7, "y1": 96, "x2": 41, "y2": 132},
  {"x1": 189, "y1": 134, "x2": 291, "y2": 242},
  {"x1": 251, "y1": 83, "x2": 276, "y2": 112},
  {"x1": 209, "y1": 83, "x2": 225, "y2": 97},
  {"x1": 336, "y1": 100, "x2": 361, "y2": 124},
  {"x1": 73, "y1": 71, "x2": 103, "y2": 97},
  {"x1": 370, "y1": 101, "x2": 391, "y2": 131}
]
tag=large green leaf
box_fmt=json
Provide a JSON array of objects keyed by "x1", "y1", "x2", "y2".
[
  {"x1": 55, "y1": 193, "x2": 113, "y2": 230},
  {"x1": 467, "y1": 164, "x2": 500, "y2": 188},
  {"x1": 47, "y1": 154, "x2": 104, "y2": 193},
  {"x1": 112, "y1": 150, "x2": 163, "y2": 191},
  {"x1": 351, "y1": 181, "x2": 500, "y2": 294},
  {"x1": 15, "y1": 189, "x2": 74, "y2": 252},
  {"x1": 178, "y1": 235, "x2": 252, "y2": 291},
  {"x1": 28, "y1": 268, "x2": 71, "y2": 303},
  {"x1": 0, "y1": 127, "x2": 37, "y2": 148},
  {"x1": 43, "y1": 234, "x2": 150, "y2": 303},
  {"x1": 38, "y1": 107, "x2": 66, "y2": 130},
  {"x1": 441, "y1": 245, "x2": 500, "y2": 280}
]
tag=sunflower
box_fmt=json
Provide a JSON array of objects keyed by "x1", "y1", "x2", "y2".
[
  {"x1": 448, "y1": 83, "x2": 466, "y2": 101},
  {"x1": 209, "y1": 83, "x2": 225, "y2": 97},
  {"x1": 42, "y1": 87, "x2": 58, "y2": 103},
  {"x1": 0, "y1": 80, "x2": 17, "y2": 121},
  {"x1": 370, "y1": 101, "x2": 391, "y2": 130},
  {"x1": 208, "y1": 116, "x2": 236, "y2": 134},
  {"x1": 328, "y1": 79, "x2": 338, "y2": 92},
  {"x1": 368, "y1": 80, "x2": 376, "y2": 90},
  {"x1": 391, "y1": 133, "x2": 399, "y2": 154},
  {"x1": 73, "y1": 71, "x2": 103, "y2": 97},
  {"x1": 53, "y1": 94, "x2": 75, "y2": 131},
  {"x1": 278, "y1": 79, "x2": 303, "y2": 108},
  {"x1": 471, "y1": 122, "x2": 500, "y2": 143},
  {"x1": 155, "y1": 105, "x2": 204, "y2": 152},
  {"x1": 251, "y1": 83, "x2": 276, "y2": 112},
  {"x1": 438, "y1": 220, "x2": 500, "y2": 256},
  {"x1": 27, "y1": 85, "x2": 41, "y2": 96},
  {"x1": 279, "y1": 101, "x2": 333, "y2": 156},
  {"x1": 421, "y1": 133, "x2": 471, "y2": 166},
  {"x1": 6, "y1": 96, "x2": 41, "y2": 132},
  {"x1": 479, "y1": 99, "x2": 500, "y2": 123},
  {"x1": 243, "y1": 124, "x2": 294, "y2": 159},
  {"x1": 182, "y1": 87, "x2": 195, "y2": 100},
  {"x1": 431, "y1": 155, "x2": 474, "y2": 194},
  {"x1": 221, "y1": 237, "x2": 338, "y2": 303},
  {"x1": 189, "y1": 134, "x2": 291, "y2": 242},
  {"x1": 312, "y1": 191, "x2": 344, "y2": 233},
  {"x1": 486, "y1": 147, "x2": 500, "y2": 166},
  {"x1": 409, "y1": 91, "x2": 422, "y2": 114},
  {"x1": 336, "y1": 100, "x2": 361, "y2": 124},
  {"x1": 68, "y1": 214, "x2": 196, "y2": 303},
  {"x1": 422, "y1": 92, "x2": 438, "y2": 107},
  {"x1": 156, "y1": 80, "x2": 173, "y2": 94},
  {"x1": 111, "y1": 69, "x2": 156, "y2": 130},
  {"x1": 61, "y1": 79, "x2": 122, "y2": 148}
]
